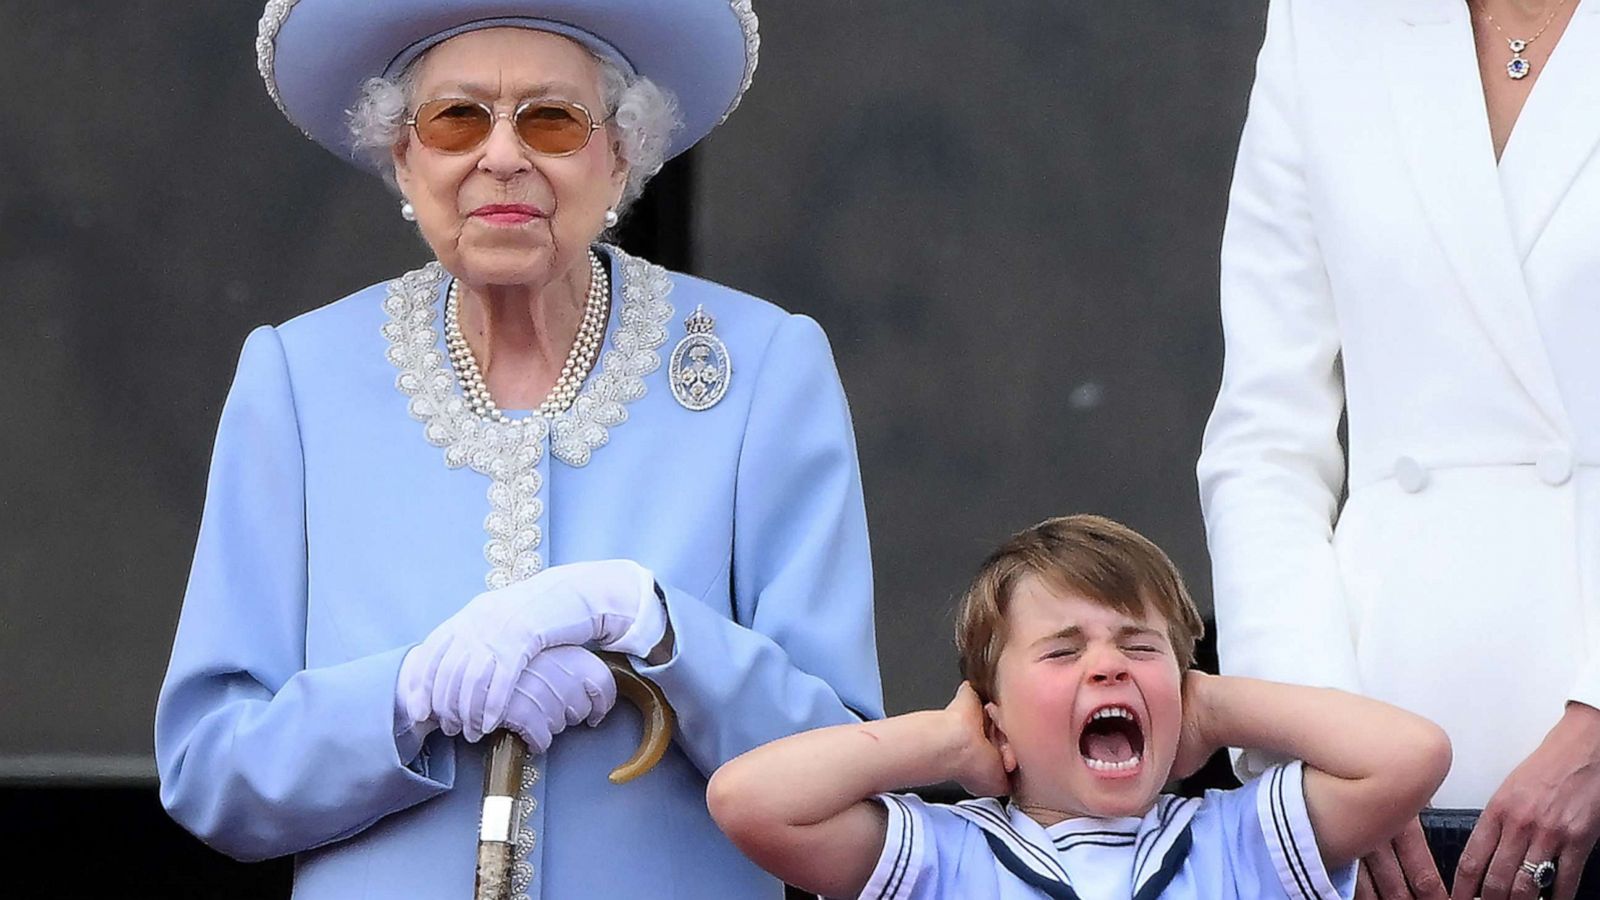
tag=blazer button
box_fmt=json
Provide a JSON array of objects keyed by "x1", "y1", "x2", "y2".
[
  {"x1": 1537, "y1": 448, "x2": 1574, "y2": 486},
  {"x1": 1394, "y1": 456, "x2": 1428, "y2": 493}
]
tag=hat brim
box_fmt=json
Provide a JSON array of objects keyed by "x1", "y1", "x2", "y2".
[{"x1": 259, "y1": 0, "x2": 757, "y2": 168}]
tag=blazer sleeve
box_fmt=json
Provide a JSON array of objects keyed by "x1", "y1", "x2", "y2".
[
  {"x1": 1573, "y1": 657, "x2": 1600, "y2": 715},
  {"x1": 1195, "y1": 0, "x2": 1362, "y2": 779},
  {"x1": 154, "y1": 326, "x2": 455, "y2": 862},
  {"x1": 633, "y1": 313, "x2": 885, "y2": 774}
]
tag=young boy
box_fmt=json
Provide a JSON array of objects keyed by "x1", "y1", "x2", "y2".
[{"x1": 708, "y1": 515, "x2": 1451, "y2": 899}]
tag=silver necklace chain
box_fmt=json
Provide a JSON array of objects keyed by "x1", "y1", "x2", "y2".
[
  {"x1": 444, "y1": 250, "x2": 610, "y2": 423},
  {"x1": 1473, "y1": 0, "x2": 1571, "y2": 79}
]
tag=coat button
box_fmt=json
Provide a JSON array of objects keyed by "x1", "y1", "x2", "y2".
[
  {"x1": 1537, "y1": 448, "x2": 1573, "y2": 486},
  {"x1": 1394, "y1": 456, "x2": 1428, "y2": 493}
]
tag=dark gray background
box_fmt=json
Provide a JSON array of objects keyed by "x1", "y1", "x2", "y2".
[{"x1": 0, "y1": 2, "x2": 1264, "y2": 781}]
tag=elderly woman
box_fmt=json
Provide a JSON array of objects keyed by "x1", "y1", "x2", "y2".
[
  {"x1": 153, "y1": 2, "x2": 882, "y2": 898},
  {"x1": 1199, "y1": 1, "x2": 1600, "y2": 899}
]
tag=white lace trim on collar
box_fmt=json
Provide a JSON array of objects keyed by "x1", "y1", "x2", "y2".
[{"x1": 380, "y1": 244, "x2": 673, "y2": 589}]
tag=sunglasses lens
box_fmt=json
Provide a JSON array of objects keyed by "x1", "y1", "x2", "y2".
[
  {"x1": 515, "y1": 102, "x2": 593, "y2": 155},
  {"x1": 414, "y1": 100, "x2": 492, "y2": 153}
]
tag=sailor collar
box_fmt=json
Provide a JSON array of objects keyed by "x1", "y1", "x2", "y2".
[{"x1": 947, "y1": 794, "x2": 1200, "y2": 900}]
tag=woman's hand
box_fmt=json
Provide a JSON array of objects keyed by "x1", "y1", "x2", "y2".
[
  {"x1": 1171, "y1": 670, "x2": 1220, "y2": 781},
  {"x1": 398, "y1": 559, "x2": 665, "y2": 741},
  {"x1": 1356, "y1": 817, "x2": 1446, "y2": 900},
  {"x1": 498, "y1": 646, "x2": 618, "y2": 751},
  {"x1": 946, "y1": 682, "x2": 1010, "y2": 798},
  {"x1": 1452, "y1": 703, "x2": 1600, "y2": 900}
]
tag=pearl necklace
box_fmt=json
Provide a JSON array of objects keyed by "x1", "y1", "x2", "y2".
[{"x1": 444, "y1": 250, "x2": 610, "y2": 423}]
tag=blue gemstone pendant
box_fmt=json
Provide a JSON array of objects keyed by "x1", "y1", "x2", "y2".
[{"x1": 1506, "y1": 38, "x2": 1531, "y2": 80}]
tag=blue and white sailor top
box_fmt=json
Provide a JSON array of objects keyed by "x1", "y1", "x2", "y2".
[{"x1": 864, "y1": 762, "x2": 1356, "y2": 900}]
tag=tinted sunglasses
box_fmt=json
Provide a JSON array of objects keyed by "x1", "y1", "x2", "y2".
[{"x1": 405, "y1": 98, "x2": 610, "y2": 156}]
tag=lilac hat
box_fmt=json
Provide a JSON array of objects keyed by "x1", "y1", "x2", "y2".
[{"x1": 256, "y1": 0, "x2": 759, "y2": 166}]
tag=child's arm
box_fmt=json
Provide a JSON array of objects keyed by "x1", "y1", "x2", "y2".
[
  {"x1": 707, "y1": 683, "x2": 1008, "y2": 899},
  {"x1": 1181, "y1": 672, "x2": 1452, "y2": 870}
]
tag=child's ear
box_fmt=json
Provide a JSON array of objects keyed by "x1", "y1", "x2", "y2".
[{"x1": 984, "y1": 701, "x2": 1019, "y2": 774}]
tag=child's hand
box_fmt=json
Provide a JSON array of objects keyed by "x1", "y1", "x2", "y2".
[
  {"x1": 944, "y1": 682, "x2": 1010, "y2": 798},
  {"x1": 1172, "y1": 670, "x2": 1220, "y2": 781}
]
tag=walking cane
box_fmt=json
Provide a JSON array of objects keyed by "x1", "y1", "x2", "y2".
[{"x1": 474, "y1": 651, "x2": 677, "y2": 899}]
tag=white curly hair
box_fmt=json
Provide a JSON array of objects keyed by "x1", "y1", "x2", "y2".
[{"x1": 347, "y1": 50, "x2": 680, "y2": 218}]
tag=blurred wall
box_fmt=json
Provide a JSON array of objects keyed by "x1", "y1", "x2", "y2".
[
  {"x1": 0, "y1": 1, "x2": 1265, "y2": 778},
  {"x1": 691, "y1": 3, "x2": 1263, "y2": 714}
]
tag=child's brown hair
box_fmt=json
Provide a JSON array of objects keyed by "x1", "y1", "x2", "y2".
[{"x1": 954, "y1": 514, "x2": 1206, "y2": 701}]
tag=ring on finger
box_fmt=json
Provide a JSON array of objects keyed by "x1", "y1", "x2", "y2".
[{"x1": 1518, "y1": 859, "x2": 1557, "y2": 892}]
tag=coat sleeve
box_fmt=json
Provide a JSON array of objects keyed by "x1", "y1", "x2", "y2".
[
  {"x1": 1195, "y1": 0, "x2": 1362, "y2": 779},
  {"x1": 154, "y1": 326, "x2": 455, "y2": 862},
  {"x1": 1572, "y1": 658, "x2": 1600, "y2": 715},
  {"x1": 633, "y1": 313, "x2": 885, "y2": 774}
]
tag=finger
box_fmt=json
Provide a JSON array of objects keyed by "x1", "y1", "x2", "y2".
[
  {"x1": 458, "y1": 653, "x2": 499, "y2": 743},
  {"x1": 1455, "y1": 815, "x2": 1504, "y2": 900},
  {"x1": 404, "y1": 634, "x2": 452, "y2": 724},
  {"x1": 432, "y1": 646, "x2": 473, "y2": 735},
  {"x1": 1480, "y1": 821, "x2": 1532, "y2": 900},
  {"x1": 480, "y1": 651, "x2": 522, "y2": 736},
  {"x1": 400, "y1": 673, "x2": 431, "y2": 729},
  {"x1": 978, "y1": 749, "x2": 1012, "y2": 798},
  {"x1": 1369, "y1": 838, "x2": 1417, "y2": 900},
  {"x1": 566, "y1": 648, "x2": 617, "y2": 726},
  {"x1": 584, "y1": 665, "x2": 618, "y2": 727},
  {"x1": 1509, "y1": 866, "x2": 1540, "y2": 900},
  {"x1": 580, "y1": 677, "x2": 609, "y2": 727},
  {"x1": 950, "y1": 681, "x2": 980, "y2": 710},
  {"x1": 554, "y1": 667, "x2": 592, "y2": 727},
  {"x1": 527, "y1": 666, "x2": 578, "y2": 736},
  {"x1": 565, "y1": 692, "x2": 591, "y2": 728},
  {"x1": 1358, "y1": 862, "x2": 1380, "y2": 900},
  {"x1": 431, "y1": 647, "x2": 467, "y2": 734},
  {"x1": 503, "y1": 678, "x2": 555, "y2": 753},
  {"x1": 1510, "y1": 835, "x2": 1562, "y2": 900},
  {"x1": 1552, "y1": 845, "x2": 1584, "y2": 900},
  {"x1": 541, "y1": 649, "x2": 592, "y2": 726},
  {"x1": 1395, "y1": 818, "x2": 1448, "y2": 900},
  {"x1": 511, "y1": 713, "x2": 553, "y2": 754}
]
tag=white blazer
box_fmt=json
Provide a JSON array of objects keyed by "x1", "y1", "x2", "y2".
[{"x1": 1198, "y1": 0, "x2": 1600, "y2": 807}]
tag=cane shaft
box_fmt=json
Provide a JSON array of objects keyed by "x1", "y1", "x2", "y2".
[{"x1": 474, "y1": 732, "x2": 527, "y2": 900}]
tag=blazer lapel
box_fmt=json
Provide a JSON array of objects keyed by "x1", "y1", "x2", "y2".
[
  {"x1": 1498, "y1": 1, "x2": 1600, "y2": 261},
  {"x1": 1384, "y1": 0, "x2": 1567, "y2": 429}
]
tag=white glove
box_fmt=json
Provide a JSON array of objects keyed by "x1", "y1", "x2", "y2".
[
  {"x1": 396, "y1": 559, "x2": 665, "y2": 742},
  {"x1": 499, "y1": 645, "x2": 618, "y2": 751}
]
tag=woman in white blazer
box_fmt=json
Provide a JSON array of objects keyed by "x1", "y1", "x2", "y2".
[{"x1": 1198, "y1": 1, "x2": 1600, "y2": 898}]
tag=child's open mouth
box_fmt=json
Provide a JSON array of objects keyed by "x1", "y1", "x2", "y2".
[{"x1": 1078, "y1": 704, "x2": 1145, "y2": 775}]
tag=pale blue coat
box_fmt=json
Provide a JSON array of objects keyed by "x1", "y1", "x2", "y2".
[{"x1": 155, "y1": 247, "x2": 884, "y2": 899}]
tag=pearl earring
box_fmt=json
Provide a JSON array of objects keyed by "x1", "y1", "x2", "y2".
[
  {"x1": 603, "y1": 208, "x2": 619, "y2": 228},
  {"x1": 400, "y1": 202, "x2": 416, "y2": 222}
]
